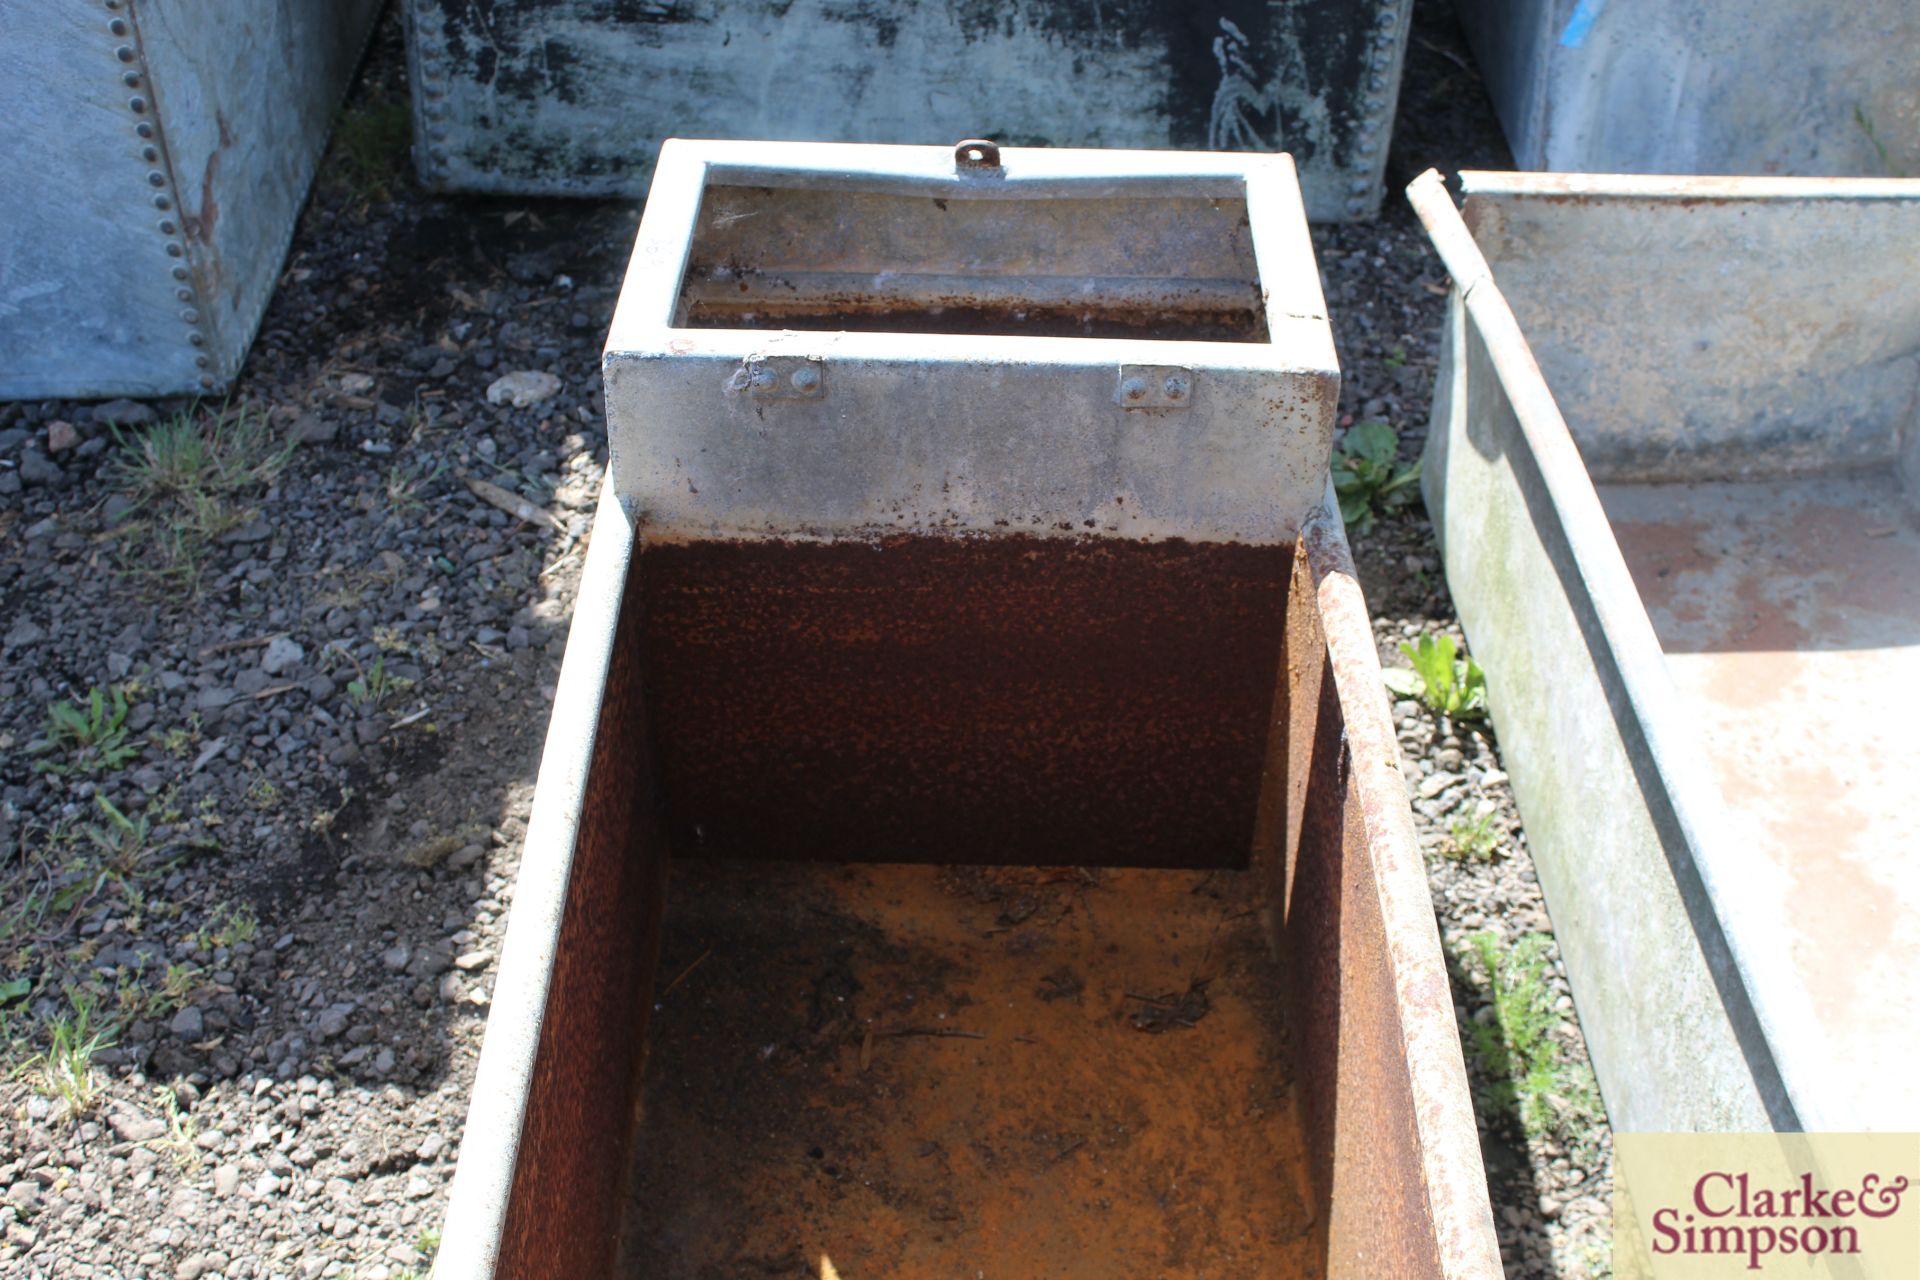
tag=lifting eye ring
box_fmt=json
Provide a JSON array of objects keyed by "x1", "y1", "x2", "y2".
[{"x1": 954, "y1": 139, "x2": 1002, "y2": 172}]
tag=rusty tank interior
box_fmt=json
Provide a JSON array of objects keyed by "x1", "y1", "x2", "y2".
[{"x1": 436, "y1": 144, "x2": 1499, "y2": 1280}]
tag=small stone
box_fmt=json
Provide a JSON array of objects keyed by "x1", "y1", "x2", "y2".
[
  {"x1": 4, "y1": 618, "x2": 46, "y2": 649},
  {"x1": 178, "y1": 1254, "x2": 211, "y2": 1280},
  {"x1": 261, "y1": 636, "x2": 306, "y2": 676},
  {"x1": 93, "y1": 398, "x2": 157, "y2": 427},
  {"x1": 317, "y1": 1003, "x2": 353, "y2": 1038},
  {"x1": 417, "y1": 1132, "x2": 446, "y2": 1161},
  {"x1": 405, "y1": 1172, "x2": 435, "y2": 1199},
  {"x1": 110, "y1": 1109, "x2": 167, "y2": 1143},
  {"x1": 7, "y1": 1180, "x2": 39, "y2": 1212},
  {"x1": 1417, "y1": 771, "x2": 1460, "y2": 800},
  {"x1": 338, "y1": 372, "x2": 376, "y2": 395},
  {"x1": 18, "y1": 450, "x2": 62, "y2": 486},
  {"x1": 453, "y1": 949, "x2": 494, "y2": 972},
  {"x1": 213, "y1": 1165, "x2": 241, "y2": 1197},
  {"x1": 447, "y1": 844, "x2": 485, "y2": 871},
  {"x1": 486, "y1": 370, "x2": 561, "y2": 408},
  {"x1": 381, "y1": 944, "x2": 412, "y2": 972},
  {"x1": 290, "y1": 414, "x2": 338, "y2": 445},
  {"x1": 46, "y1": 420, "x2": 81, "y2": 453},
  {"x1": 169, "y1": 1005, "x2": 205, "y2": 1040},
  {"x1": 253, "y1": 1170, "x2": 281, "y2": 1199}
]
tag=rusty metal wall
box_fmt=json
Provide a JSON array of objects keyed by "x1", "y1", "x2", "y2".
[
  {"x1": 1265, "y1": 499, "x2": 1504, "y2": 1279},
  {"x1": 0, "y1": 0, "x2": 380, "y2": 400},
  {"x1": 402, "y1": 0, "x2": 1412, "y2": 221},
  {"x1": 1455, "y1": 0, "x2": 1919, "y2": 179}
]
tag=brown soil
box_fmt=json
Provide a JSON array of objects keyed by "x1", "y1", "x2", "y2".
[{"x1": 621, "y1": 860, "x2": 1321, "y2": 1279}]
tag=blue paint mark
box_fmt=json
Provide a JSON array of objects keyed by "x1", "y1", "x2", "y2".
[{"x1": 1559, "y1": 0, "x2": 1606, "y2": 47}]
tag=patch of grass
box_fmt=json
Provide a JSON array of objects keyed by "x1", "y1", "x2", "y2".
[
  {"x1": 416, "y1": 1228, "x2": 442, "y2": 1260},
  {"x1": 82, "y1": 795, "x2": 156, "y2": 881},
  {"x1": 111, "y1": 403, "x2": 295, "y2": 591},
  {"x1": 1445, "y1": 807, "x2": 1502, "y2": 862},
  {"x1": 28, "y1": 686, "x2": 139, "y2": 775},
  {"x1": 36, "y1": 992, "x2": 113, "y2": 1118},
  {"x1": 386, "y1": 458, "x2": 446, "y2": 518},
  {"x1": 193, "y1": 902, "x2": 258, "y2": 952},
  {"x1": 154, "y1": 1082, "x2": 202, "y2": 1171},
  {"x1": 1462, "y1": 932, "x2": 1603, "y2": 1144},
  {"x1": 1383, "y1": 343, "x2": 1408, "y2": 369},
  {"x1": 244, "y1": 777, "x2": 280, "y2": 811},
  {"x1": 1384, "y1": 632, "x2": 1487, "y2": 720},
  {"x1": 323, "y1": 100, "x2": 412, "y2": 209},
  {"x1": 1333, "y1": 420, "x2": 1421, "y2": 536}
]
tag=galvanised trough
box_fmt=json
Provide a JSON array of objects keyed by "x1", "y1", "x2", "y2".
[
  {"x1": 435, "y1": 141, "x2": 1501, "y2": 1278},
  {"x1": 1452, "y1": 0, "x2": 1918, "y2": 179},
  {"x1": 0, "y1": 0, "x2": 382, "y2": 400},
  {"x1": 401, "y1": 0, "x2": 1414, "y2": 222},
  {"x1": 1410, "y1": 169, "x2": 1920, "y2": 1134}
]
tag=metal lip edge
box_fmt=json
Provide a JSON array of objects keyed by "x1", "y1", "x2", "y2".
[
  {"x1": 433, "y1": 480, "x2": 638, "y2": 1280},
  {"x1": 678, "y1": 136, "x2": 1304, "y2": 188},
  {"x1": 1406, "y1": 169, "x2": 1832, "y2": 1129},
  {"x1": 601, "y1": 327, "x2": 1339, "y2": 379},
  {"x1": 607, "y1": 143, "x2": 1327, "y2": 358},
  {"x1": 1460, "y1": 169, "x2": 1920, "y2": 203}
]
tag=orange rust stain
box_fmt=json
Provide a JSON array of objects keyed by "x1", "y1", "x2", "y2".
[
  {"x1": 1608, "y1": 517, "x2": 1715, "y2": 626},
  {"x1": 623, "y1": 861, "x2": 1321, "y2": 1278}
]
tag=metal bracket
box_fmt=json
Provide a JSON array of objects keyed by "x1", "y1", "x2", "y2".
[
  {"x1": 1115, "y1": 365, "x2": 1194, "y2": 410},
  {"x1": 736, "y1": 355, "x2": 825, "y2": 400},
  {"x1": 954, "y1": 138, "x2": 1003, "y2": 176}
]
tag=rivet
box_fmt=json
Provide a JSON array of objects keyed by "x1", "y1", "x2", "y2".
[
  {"x1": 109, "y1": 17, "x2": 129, "y2": 35},
  {"x1": 116, "y1": 45, "x2": 136, "y2": 62},
  {"x1": 166, "y1": 242, "x2": 185, "y2": 257},
  {"x1": 1370, "y1": 74, "x2": 1385, "y2": 91},
  {"x1": 123, "y1": 70, "x2": 142, "y2": 87},
  {"x1": 423, "y1": 83, "x2": 444, "y2": 100},
  {"x1": 136, "y1": 121, "x2": 154, "y2": 138},
  {"x1": 1375, "y1": 31, "x2": 1395, "y2": 47},
  {"x1": 1120, "y1": 376, "x2": 1148, "y2": 403},
  {"x1": 147, "y1": 170, "x2": 166, "y2": 187},
  {"x1": 424, "y1": 104, "x2": 445, "y2": 121},
  {"x1": 129, "y1": 95, "x2": 147, "y2": 113},
  {"x1": 427, "y1": 129, "x2": 448, "y2": 143},
  {"x1": 199, "y1": 376, "x2": 214, "y2": 388},
  {"x1": 1163, "y1": 374, "x2": 1189, "y2": 401},
  {"x1": 1350, "y1": 178, "x2": 1372, "y2": 195},
  {"x1": 171, "y1": 266, "x2": 189, "y2": 280},
  {"x1": 142, "y1": 145, "x2": 159, "y2": 162},
  {"x1": 789, "y1": 365, "x2": 820, "y2": 392},
  {"x1": 176, "y1": 288, "x2": 193, "y2": 302},
  {"x1": 180, "y1": 308, "x2": 200, "y2": 323},
  {"x1": 153, "y1": 194, "x2": 172, "y2": 210},
  {"x1": 159, "y1": 218, "x2": 177, "y2": 234},
  {"x1": 1378, "y1": 7, "x2": 1398, "y2": 27},
  {"x1": 1357, "y1": 142, "x2": 1378, "y2": 158},
  {"x1": 188, "y1": 332, "x2": 205, "y2": 347},
  {"x1": 195, "y1": 356, "x2": 210, "y2": 369},
  {"x1": 105, "y1": 0, "x2": 123, "y2": 9}
]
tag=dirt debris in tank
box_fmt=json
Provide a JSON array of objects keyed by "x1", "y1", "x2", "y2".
[{"x1": 624, "y1": 861, "x2": 1318, "y2": 1279}]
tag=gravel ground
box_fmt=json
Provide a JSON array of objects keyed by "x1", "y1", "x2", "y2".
[{"x1": 1, "y1": 3, "x2": 1610, "y2": 1277}]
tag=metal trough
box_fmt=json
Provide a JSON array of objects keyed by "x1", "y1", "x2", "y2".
[
  {"x1": 435, "y1": 142, "x2": 1501, "y2": 1279},
  {"x1": 401, "y1": 0, "x2": 1414, "y2": 221},
  {"x1": 0, "y1": 0, "x2": 382, "y2": 400},
  {"x1": 1410, "y1": 170, "x2": 1920, "y2": 1134}
]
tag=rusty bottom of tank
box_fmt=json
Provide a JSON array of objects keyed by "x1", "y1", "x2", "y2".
[
  {"x1": 635, "y1": 534, "x2": 1291, "y2": 868},
  {"x1": 620, "y1": 859, "x2": 1321, "y2": 1279}
]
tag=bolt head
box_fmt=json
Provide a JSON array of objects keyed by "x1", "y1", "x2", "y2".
[
  {"x1": 789, "y1": 365, "x2": 820, "y2": 392},
  {"x1": 1163, "y1": 375, "x2": 1189, "y2": 401},
  {"x1": 1120, "y1": 376, "x2": 1148, "y2": 402}
]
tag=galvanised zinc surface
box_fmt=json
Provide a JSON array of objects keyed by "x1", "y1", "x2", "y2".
[
  {"x1": 0, "y1": 0, "x2": 380, "y2": 400},
  {"x1": 403, "y1": 0, "x2": 1411, "y2": 222},
  {"x1": 1455, "y1": 0, "x2": 1918, "y2": 177},
  {"x1": 601, "y1": 141, "x2": 1339, "y2": 545}
]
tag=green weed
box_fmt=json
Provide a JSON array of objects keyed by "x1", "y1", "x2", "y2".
[
  {"x1": 1463, "y1": 932, "x2": 1602, "y2": 1144},
  {"x1": 1384, "y1": 632, "x2": 1487, "y2": 719},
  {"x1": 1333, "y1": 420, "x2": 1421, "y2": 536},
  {"x1": 193, "y1": 902, "x2": 258, "y2": 952},
  {"x1": 1853, "y1": 105, "x2": 1906, "y2": 177},
  {"x1": 1445, "y1": 807, "x2": 1502, "y2": 862},
  {"x1": 29, "y1": 686, "x2": 138, "y2": 775},
  {"x1": 348, "y1": 654, "x2": 414, "y2": 708},
  {"x1": 154, "y1": 1082, "x2": 202, "y2": 1171}
]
